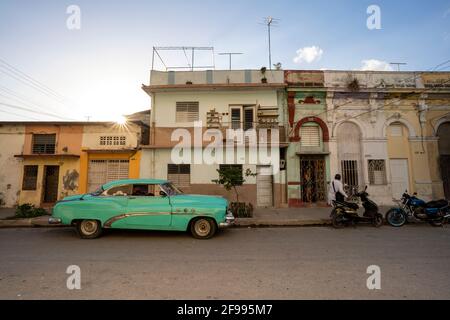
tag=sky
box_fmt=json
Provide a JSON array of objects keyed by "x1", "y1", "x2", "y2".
[{"x1": 0, "y1": 0, "x2": 449, "y2": 122}]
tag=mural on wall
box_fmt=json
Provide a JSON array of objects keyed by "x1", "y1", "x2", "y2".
[{"x1": 62, "y1": 169, "x2": 79, "y2": 191}]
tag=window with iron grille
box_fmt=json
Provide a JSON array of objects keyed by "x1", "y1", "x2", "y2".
[
  {"x1": 219, "y1": 164, "x2": 243, "y2": 179},
  {"x1": 99, "y1": 136, "x2": 126, "y2": 146},
  {"x1": 341, "y1": 160, "x2": 359, "y2": 191},
  {"x1": 167, "y1": 164, "x2": 191, "y2": 188},
  {"x1": 176, "y1": 102, "x2": 199, "y2": 122},
  {"x1": 32, "y1": 134, "x2": 56, "y2": 154},
  {"x1": 22, "y1": 165, "x2": 38, "y2": 190},
  {"x1": 368, "y1": 160, "x2": 387, "y2": 185}
]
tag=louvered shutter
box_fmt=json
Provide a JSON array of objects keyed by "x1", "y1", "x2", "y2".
[
  {"x1": 176, "y1": 102, "x2": 199, "y2": 122},
  {"x1": 167, "y1": 164, "x2": 190, "y2": 187},
  {"x1": 300, "y1": 126, "x2": 320, "y2": 147}
]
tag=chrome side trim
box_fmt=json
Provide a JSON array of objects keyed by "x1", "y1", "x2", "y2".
[{"x1": 103, "y1": 212, "x2": 171, "y2": 228}]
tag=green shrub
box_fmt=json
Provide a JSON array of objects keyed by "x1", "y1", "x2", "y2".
[{"x1": 15, "y1": 204, "x2": 48, "y2": 218}]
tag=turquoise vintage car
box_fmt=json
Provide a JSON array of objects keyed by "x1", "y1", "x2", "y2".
[{"x1": 49, "y1": 179, "x2": 235, "y2": 239}]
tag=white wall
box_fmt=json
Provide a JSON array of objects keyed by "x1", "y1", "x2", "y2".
[
  {"x1": 154, "y1": 90, "x2": 280, "y2": 127},
  {"x1": 0, "y1": 125, "x2": 25, "y2": 207}
]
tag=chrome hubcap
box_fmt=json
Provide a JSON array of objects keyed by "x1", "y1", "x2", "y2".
[
  {"x1": 81, "y1": 220, "x2": 98, "y2": 235},
  {"x1": 194, "y1": 219, "x2": 211, "y2": 236}
]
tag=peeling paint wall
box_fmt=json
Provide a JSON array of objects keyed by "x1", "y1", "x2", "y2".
[{"x1": 0, "y1": 125, "x2": 25, "y2": 207}]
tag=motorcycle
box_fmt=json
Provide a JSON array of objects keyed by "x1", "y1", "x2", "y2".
[
  {"x1": 385, "y1": 191, "x2": 450, "y2": 227},
  {"x1": 330, "y1": 186, "x2": 384, "y2": 228}
]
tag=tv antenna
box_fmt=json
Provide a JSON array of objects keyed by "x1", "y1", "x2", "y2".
[
  {"x1": 218, "y1": 52, "x2": 243, "y2": 70},
  {"x1": 261, "y1": 17, "x2": 279, "y2": 70},
  {"x1": 151, "y1": 46, "x2": 215, "y2": 71},
  {"x1": 390, "y1": 62, "x2": 407, "y2": 71}
]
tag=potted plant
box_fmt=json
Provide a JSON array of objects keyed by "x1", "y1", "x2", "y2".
[
  {"x1": 260, "y1": 67, "x2": 268, "y2": 83},
  {"x1": 212, "y1": 167, "x2": 256, "y2": 218}
]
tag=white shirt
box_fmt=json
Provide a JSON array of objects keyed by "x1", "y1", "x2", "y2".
[{"x1": 327, "y1": 179, "x2": 348, "y2": 205}]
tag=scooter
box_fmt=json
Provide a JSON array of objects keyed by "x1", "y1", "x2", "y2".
[
  {"x1": 330, "y1": 186, "x2": 384, "y2": 228},
  {"x1": 385, "y1": 191, "x2": 450, "y2": 227}
]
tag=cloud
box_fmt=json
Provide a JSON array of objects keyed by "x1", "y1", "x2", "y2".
[
  {"x1": 293, "y1": 46, "x2": 323, "y2": 64},
  {"x1": 444, "y1": 8, "x2": 450, "y2": 18},
  {"x1": 359, "y1": 59, "x2": 394, "y2": 71}
]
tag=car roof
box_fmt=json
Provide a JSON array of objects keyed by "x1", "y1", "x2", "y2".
[{"x1": 102, "y1": 179, "x2": 169, "y2": 189}]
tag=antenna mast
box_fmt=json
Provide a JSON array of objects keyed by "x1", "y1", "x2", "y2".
[{"x1": 262, "y1": 17, "x2": 279, "y2": 70}]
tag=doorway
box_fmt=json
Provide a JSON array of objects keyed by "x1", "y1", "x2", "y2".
[
  {"x1": 389, "y1": 159, "x2": 409, "y2": 200},
  {"x1": 43, "y1": 165, "x2": 59, "y2": 203},
  {"x1": 437, "y1": 122, "x2": 450, "y2": 199},
  {"x1": 300, "y1": 156, "x2": 326, "y2": 203},
  {"x1": 257, "y1": 166, "x2": 273, "y2": 207}
]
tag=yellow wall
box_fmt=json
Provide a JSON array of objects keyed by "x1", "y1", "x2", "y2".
[
  {"x1": 387, "y1": 124, "x2": 414, "y2": 193},
  {"x1": 78, "y1": 150, "x2": 141, "y2": 194},
  {"x1": 19, "y1": 157, "x2": 80, "y2": 207}
]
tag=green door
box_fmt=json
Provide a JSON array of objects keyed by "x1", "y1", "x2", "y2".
[{"x1": 124, "y1": 184, "x2": 172, "y2": 228}]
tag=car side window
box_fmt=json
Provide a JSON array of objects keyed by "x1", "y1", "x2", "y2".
[
  {"x1": 130, "y1": 184, "x2": 162, "y2": 197},
  {"x1": 132, "y1": 184, "x2": 151, "y2": 196},
  {"x1": 104, "y1": 185, "x2": 132, "y2": 196}
]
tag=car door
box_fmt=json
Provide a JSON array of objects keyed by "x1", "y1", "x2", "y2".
[{"x1": 124, "y1": 184, "x2": 172, "y2": 229}]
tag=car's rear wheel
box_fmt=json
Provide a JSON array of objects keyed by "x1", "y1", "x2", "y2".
[
  {"x1": 76, "y1": 219, "x2": 102, "y2": 239},
  {"x1": 190, "y1": 218, "x2": 216, "y2": 239}
]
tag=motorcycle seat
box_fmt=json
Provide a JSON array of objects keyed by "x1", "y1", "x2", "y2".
[
  {"x1": 425, "y1": 200, "x2": 448, "y2": 209},
  {"x1": 335, "y1": 200, "x2": 359, "y2": 210}
]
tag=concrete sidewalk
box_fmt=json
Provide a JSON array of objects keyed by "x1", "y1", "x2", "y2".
[
  {"x1": 235, "y1": 207, "x2": 332, "y2": 227},
  {"x1": 235, "y1": 206, "x2": 393, "y2": 227},
  {"x1": 0, "y1": 208, "x2": 58, "y2": 228}
]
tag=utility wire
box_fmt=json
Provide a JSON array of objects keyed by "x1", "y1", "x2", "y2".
[
  {"x1": 0, "y1": 57, "x2": 68, "y2": 101},
  {"x1": 0, "y1": 86, "x2": 74, "y2": 120},
  {"x1": 0, "y1": 109, "x2": 40, "y2": 120},
  {"x1": 0, "y1": 101, "x2": 73, "y2": 120}
]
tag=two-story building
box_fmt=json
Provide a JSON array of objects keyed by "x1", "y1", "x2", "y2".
[
  {"x1": 0, "y1": 113, "x2": 149, "y2": 208},
  {"x1": 141, "y1": 70, "x2": 289, "y2": 208},
  {"x1": 285, "y1": 70, "x2": 450, "y2": 206}
]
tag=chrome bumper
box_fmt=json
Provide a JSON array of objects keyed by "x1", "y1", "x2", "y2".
[
  {"x1": 219, "y1": 212, "x2": 235, "y2": 229},
  {"x1": 48, "y1": 217, "x2": 62, "y2": 225}
]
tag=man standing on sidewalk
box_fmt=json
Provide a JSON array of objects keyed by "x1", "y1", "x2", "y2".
[{"x1": 327, "y1": 174, "x2": 348, "y2": 205}]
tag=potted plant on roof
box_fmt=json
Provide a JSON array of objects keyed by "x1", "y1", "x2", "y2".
[
  {"x1": 260, "y1": 67, "x2": 268, "y2": 83},
  {"x1": 212, "y1": 167, "x2": 256, "y2": 218}
]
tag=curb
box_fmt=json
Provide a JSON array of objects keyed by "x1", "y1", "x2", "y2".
[
  {"x1": 234, "y1": 218, "x2": 332, "y2": 228},
  {"x1": 0, "y1": 217, "x2": 66, "y2": 228}
]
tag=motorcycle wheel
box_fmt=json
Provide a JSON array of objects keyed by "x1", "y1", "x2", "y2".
[
  {"x1": 373, "y1": 213, "x2": 384, "y2": 228},
  {"x1": 429, "y1": 218, "x2": 443, "y2": 227},
  {"x1": 332, "y1": 210, "x2": 346, "y2": 229},
  {"x1": 385, "y1": 209, "x2": 406, "y2": 227}
]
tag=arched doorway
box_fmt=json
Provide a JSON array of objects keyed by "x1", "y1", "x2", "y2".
[
  {"x1": 298, "y1": 122, "x2": 327, "y2": 204},
  {"x1": 337, "y1": 122, "x2": 362, "y2": 193},
  {"x1": 437, "y1": 122, "x2": 450, "y2": 199}
]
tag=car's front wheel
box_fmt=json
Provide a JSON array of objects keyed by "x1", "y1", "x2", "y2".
[
  {"x1": 75, "y1": 219, "x2": 102, "y2": 239},
  {"x1": 190, "y1": 218, "x2": 217, "y2": 239}
]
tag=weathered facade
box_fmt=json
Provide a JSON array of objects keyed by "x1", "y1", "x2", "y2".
[
  {"x1": 142, "y1": 70, "x2": 289, "y2": 208},
  {"x1": 286, "y1": 70, "x2": 450, "y2": 206},
  {"x1": 0, "y1": 117, "x2": 148, "y2": 208},
  {"x1": 0, "y1": 124, "x2": 26, "y2": 207}
]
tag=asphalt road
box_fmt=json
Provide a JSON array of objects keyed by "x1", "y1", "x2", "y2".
[{"x1": 1, "y1": 225, "x2": 450, "y2": 299}]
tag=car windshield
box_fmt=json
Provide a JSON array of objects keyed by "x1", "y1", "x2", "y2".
[
  {"x1": 161, "y1": 182, "x2": 183, "y2": 196},
  {"x1": 90, "y1": 186, "x2": 104, "y2": 196}
]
